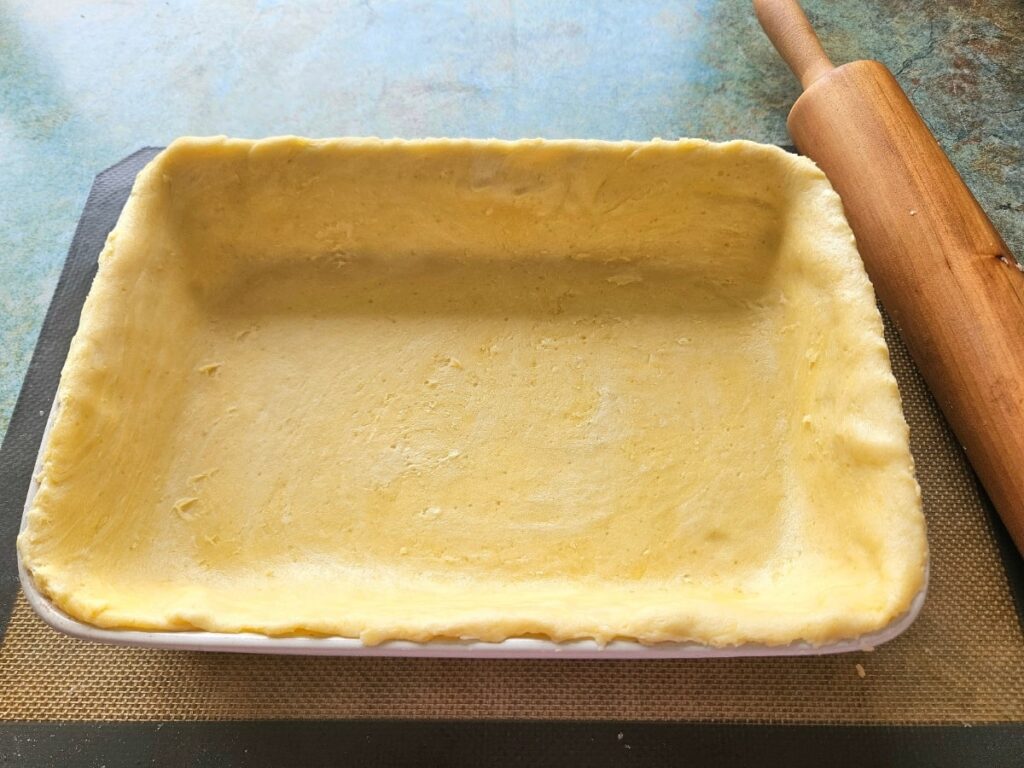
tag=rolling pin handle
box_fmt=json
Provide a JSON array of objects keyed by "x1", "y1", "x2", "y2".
[{"x1": 753, "y1": 0, "x2": 835, "y2": 89}]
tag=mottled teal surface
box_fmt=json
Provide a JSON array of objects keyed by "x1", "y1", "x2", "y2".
[{"x1": 1, "y1": 0, "x2": 1021, "y2": 437}]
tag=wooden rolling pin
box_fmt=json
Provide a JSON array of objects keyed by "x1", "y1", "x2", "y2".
[{"x1": 754, "y1": 0, "x2": 1024, "y2": 554}]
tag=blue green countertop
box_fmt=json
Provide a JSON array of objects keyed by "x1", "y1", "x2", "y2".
[{"x1": 1, "y1": 0, "x2": 1021, "y2": 436}]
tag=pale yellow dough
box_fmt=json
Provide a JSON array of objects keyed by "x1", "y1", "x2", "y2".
[{"x1": 18, "y1": 137, "x2": 927, "y2": 646}]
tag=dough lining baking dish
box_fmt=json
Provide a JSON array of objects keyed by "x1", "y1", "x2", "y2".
[{"x1": 17, "y1": 137, "x2": 928, "y2": 647}]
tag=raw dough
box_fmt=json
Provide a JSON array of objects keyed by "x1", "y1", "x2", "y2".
[{"x1": 18, "y1": 137, "x2": 927, "y2": 646}]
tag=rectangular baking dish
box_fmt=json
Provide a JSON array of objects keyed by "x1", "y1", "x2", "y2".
[{"x1": 14, "y1": 137, "x2": 929, "y2": 655}]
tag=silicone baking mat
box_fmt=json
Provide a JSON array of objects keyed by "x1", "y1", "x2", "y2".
[{"x1": 2, "y1": 149, "x2": 1023, "y2": 727}]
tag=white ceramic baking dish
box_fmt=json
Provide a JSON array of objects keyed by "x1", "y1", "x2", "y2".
[{"x1": 18, "y1": 397, "x2": 927, "y2": 658}]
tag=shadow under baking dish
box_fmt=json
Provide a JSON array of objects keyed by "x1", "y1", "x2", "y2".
[{"x1": 16, "y1": 138, "x2": 928, "y2": 653}]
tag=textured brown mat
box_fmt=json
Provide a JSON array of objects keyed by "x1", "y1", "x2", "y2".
[{"x1": 2, "y1": 318, "x2": 1023, "y2": 724}]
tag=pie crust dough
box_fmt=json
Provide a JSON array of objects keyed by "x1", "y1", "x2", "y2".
[{"x1": 18, "y1": 137, "x2": 928, "y2": 646}]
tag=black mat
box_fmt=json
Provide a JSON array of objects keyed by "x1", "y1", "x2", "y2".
[{"x1": 2, "y1": 148, "x2": 1022, "y2": 767}]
